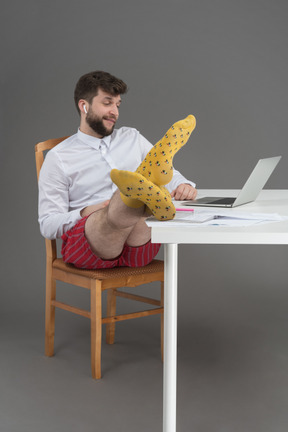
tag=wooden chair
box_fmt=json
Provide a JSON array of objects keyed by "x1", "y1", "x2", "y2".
[{"x1": 35, "y1": 137, "x2": 164, "y2": 379}]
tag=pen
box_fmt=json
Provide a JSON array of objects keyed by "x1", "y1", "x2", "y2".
[{"x1": 175, "y1": 208, "x2": 194, "y2": 212}]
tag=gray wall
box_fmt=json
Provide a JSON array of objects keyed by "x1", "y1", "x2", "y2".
[
  {"x1": 1, "y1": 2, "x2": 288, "y2": 426},
  {"x1": 0, "y1": 0, "x2": 288, "y2": 432},
  {"x1": 2, "y1": 0, "x2": 288, "y2": 312},
  {"x1": 2, "y1": 0, "x2": 288, "y2": 316}
]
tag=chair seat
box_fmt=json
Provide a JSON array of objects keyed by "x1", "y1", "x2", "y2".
[{"x1": 52, "y1": 258, "x2": 164, "y2": 280}]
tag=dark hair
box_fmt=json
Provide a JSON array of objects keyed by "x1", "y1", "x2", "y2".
[{"x1": 74, "y1": 70, "x2": 128, "y2": 114}]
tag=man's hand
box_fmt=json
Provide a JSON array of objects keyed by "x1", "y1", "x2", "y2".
[
  {"x1": 171, "y1": 184, "x2": 197, "y2": 201},
  {"x1": 80, "y1": 200, "x2": 110, "y2": 218}
]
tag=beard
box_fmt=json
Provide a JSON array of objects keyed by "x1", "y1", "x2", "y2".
[{"x1": 86, "y1": 110, "x2": 116, "y2": 137}]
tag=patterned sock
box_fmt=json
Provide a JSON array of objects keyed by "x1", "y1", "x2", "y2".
[
  {"x1": 136, "y1": 114, "x2": 196, "y2": 185},
  {"x1": 110, "y1": 169, "x2": 175, "y2": 221}
]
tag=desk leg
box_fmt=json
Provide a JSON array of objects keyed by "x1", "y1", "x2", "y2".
[{"x1": 163, "y1": 243, "x2": 178, "y2": 432}]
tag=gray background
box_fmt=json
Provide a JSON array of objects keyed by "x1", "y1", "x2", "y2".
[{"x1": 1, "y1": 1, "x2": 288, "y2": 431}]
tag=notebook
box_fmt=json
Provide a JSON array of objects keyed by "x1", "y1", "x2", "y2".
[{"x1": 184, "y1": 156, "x2": 282, "y2": 208}]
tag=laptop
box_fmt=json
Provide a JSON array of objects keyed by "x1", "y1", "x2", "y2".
[{"x1": 184, "y1": 156, "x2": 282, "y2": 208}]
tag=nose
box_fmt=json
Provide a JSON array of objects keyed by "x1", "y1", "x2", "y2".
[{"x1": 110, "y1": 104, "x2": 119, "y2": 117}]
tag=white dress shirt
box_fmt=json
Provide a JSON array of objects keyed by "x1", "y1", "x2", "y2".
[{"x1": 38, "y1": 127, "x2": 195, "y2": 239}]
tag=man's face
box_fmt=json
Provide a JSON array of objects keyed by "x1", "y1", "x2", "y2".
[{"x1": 85, "y1": 89, "x2": 121, "y2": 138}]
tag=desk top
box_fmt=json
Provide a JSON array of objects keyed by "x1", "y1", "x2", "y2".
[{"x1": 151, "y1": 190, "x2": 288, "y2": 245}]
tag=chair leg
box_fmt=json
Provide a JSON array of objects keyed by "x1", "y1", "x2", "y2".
[
  {"x1": 161, "y1": 281, "x2": 164, "y2": 362},
  {"x1": 90, "y1": 280, "x2": 102, "y2": 379},
  {"x1": 45, "y1": 271, "x2": 56, "y2": 357},
  {"x1": 106, "y1": 289, "x2": 117, "y2": 345}
]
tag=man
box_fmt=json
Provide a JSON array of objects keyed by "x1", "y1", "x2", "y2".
[{"x1": 38, "y1": 71, "x2": 197, "y2": 269}]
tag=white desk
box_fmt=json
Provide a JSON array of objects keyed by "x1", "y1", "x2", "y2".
[{"x1": 150, "y1": 190, "x2": 288, "y2": 432}]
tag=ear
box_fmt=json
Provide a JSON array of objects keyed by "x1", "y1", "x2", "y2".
[{"x1": 78, "y1": 99, "x2": 88, "y2": 115}]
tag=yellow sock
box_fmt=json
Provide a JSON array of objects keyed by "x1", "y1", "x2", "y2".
[
  {"x1": 110, "y1": 169, "x2": 176, "y2": 221},
  {"x1": 136, "y1": 114, "x2": 196, "y2": 185}
]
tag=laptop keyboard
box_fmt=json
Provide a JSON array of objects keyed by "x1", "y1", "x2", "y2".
[{"x1": 209, "y1": 198, "x2": 236, "y2": 205}]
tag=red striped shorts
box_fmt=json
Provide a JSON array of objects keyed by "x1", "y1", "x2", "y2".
[{"x1": 61, "y1": 216, "x2": 161, "y2": 270}]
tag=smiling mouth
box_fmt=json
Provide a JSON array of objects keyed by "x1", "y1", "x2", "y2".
[{"x1": 104, "y1": 117, "x2": 116, "y2": 124}]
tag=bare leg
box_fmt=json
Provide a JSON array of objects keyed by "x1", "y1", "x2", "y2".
[
  {"x1": 85, "y1": 115, "x2": 196, "y2": 258},
  {"x1": 126, "y1": 218, "x2": 151, "y2": 247},
  {"x1": 85, "y1": 191, "x2": 151, "y2": 260}
]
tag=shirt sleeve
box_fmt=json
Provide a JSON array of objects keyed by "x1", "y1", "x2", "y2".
[
  {"x1": 38, "y1": 151, "x2": 82, "y2": 239},
  {"x1": 137, "y1": 132, "x2": 196, "y2": 192},
  {"x1": 166, "y1": 168, "x2": 196, "y2": 192}
]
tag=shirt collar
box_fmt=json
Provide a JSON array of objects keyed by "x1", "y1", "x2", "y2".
[{"x1": 77, "y1": 128, "x2": 112, "y2": 150}]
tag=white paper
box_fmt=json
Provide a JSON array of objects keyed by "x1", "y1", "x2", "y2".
[{"x1": 146, "y1": 209, "x2": 288, "y2": 228}]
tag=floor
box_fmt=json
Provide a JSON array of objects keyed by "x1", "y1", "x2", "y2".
[{"x1": 2, "y1": 246, "x2": 288, "y2": 432}]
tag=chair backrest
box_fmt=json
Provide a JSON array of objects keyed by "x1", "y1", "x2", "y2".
[{"x1": 35, "y1": 137, "x2": 69, "y2": 261}]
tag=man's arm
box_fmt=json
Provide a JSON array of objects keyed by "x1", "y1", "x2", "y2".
[
  {"x1": 38, "y1": 151, "x2": 83, "y2": 239},
  {"x1": 166, "y1": 167, "x2": 197, "y2": 200},
  {"x1": 171, "y1": 184, "x2": 197, "y2": 200}
]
